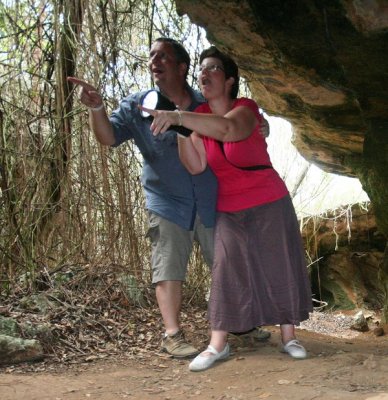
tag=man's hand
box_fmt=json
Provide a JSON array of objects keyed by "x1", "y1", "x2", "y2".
[
  {"x1": 260, "y1": 117, "x2": 270, "y2": 138},
  {"x1": 67, "y1": 77, "x2": 115, "y2": 146},
  {"x1": 67, "y1": 77, "x2": 104, "y2": 110}
]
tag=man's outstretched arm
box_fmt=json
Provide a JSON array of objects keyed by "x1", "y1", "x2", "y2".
[{"x1": 67, "y1": 77, "x2": 115, "y2": 146}]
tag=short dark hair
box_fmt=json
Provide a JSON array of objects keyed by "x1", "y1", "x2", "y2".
[
  {"x1": 199, "y1": 46, "x2": 240, "y2": 99},
  {"x1": 154, "y1": 37, "x2": 190, "y2": 79}
]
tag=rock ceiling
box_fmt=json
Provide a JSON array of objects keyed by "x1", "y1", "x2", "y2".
[
  {"x1": 176, "y1": 0, "x2": 388, "y2": 174},
  {"x1": 176, "y1": 0, "x2": 388, "y2": 237}
]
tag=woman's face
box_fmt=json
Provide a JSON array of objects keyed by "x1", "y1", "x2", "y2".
[{"x1": 197, "y1": 57, "x2": 227, "y2": 100}]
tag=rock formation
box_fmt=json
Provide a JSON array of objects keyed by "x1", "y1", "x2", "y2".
[
  {"x1": 302, "y1": 203, "x2": 385, "y2": 310},
  {"x1": 176, "y1": 0, "x2": 388, "y2": 320}
]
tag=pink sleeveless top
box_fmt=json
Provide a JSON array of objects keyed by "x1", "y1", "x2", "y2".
[{"x1": 196, "y1": 98, "x2": 289, "y2": 212}]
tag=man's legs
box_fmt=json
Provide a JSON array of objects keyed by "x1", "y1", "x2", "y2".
[
  {"x1": 228, "y1": 327, "x2": 271, "y2": 347},
  {"x1": 156, "y1": 280, "x2": 182, "y2": 335},
  {"x1": 147, "y1": 211, "x2": 198, "y2": 358},
  {"x1": 193, "y1": 215, "x2": 214, "y2": 269}
]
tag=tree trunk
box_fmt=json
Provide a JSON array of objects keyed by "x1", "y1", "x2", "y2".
[{"x1": 36, "y1": 0, "x2": 85, "y2": 249}]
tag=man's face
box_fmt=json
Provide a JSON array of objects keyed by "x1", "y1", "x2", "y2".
[{"x1": 148, "y1": 41, "x2": 186, "y2": 88}]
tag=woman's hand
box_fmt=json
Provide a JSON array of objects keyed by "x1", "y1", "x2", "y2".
[{"x1": 138, "y1": 105, "x2": 181, "y2": 135}]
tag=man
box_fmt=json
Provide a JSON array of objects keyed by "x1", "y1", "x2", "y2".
[{"x1": 68, "y1": 37, "x2": 270, "y2": 358}]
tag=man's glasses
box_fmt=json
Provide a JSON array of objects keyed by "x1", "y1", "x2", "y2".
[{"x1": 197, "y1": 64, "x2": 224, "y2": 75}]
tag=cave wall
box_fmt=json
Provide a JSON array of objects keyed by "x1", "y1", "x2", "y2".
[
  {"x1": 302, "y1": 203, "x2": 385, "y2": 310},
  {"x1": 176, "y1": 0, "x2": 388, "y2": 232},
  {"x1": 175, "y1": 0, "x2": 388, "y2": 319}
]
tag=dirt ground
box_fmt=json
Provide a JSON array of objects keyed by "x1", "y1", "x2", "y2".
[{"x1": 1, "y1": 316, "x2": 388, "y2": 400}]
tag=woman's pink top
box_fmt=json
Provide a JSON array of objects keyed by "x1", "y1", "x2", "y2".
[{"x1": 196, "y1": 98, "x2": 289, "y2": 212}]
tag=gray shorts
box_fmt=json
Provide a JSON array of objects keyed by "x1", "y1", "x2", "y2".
[{"x1": 146, "y1": 211, "x2": 214, "y2": 283}]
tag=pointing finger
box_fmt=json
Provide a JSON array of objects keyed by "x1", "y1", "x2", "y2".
[
  {"x1": 67, "y1": 77, "x2": 96, "y2": 92},
  {"x1": 138, "y1": 105, "x2": 156, "y2": 116}
]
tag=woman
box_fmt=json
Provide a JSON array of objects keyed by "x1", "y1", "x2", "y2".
[{"x1": 141, "y1": 46, "x2": 313, "y2": 371}]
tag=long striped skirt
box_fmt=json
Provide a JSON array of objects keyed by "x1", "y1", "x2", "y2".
[{"x1": 208, "y1": 195, "x2": 313, "y2": 332}]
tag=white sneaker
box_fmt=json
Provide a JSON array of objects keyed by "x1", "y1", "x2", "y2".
[
  {"x1": 189, "y1": 343, "x2": 230, "y2": 372},
  {"x1": 282, "y1": 339, "x2": 307, "y2": 359}
]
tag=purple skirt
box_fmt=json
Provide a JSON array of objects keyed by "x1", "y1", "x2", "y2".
[{"x1": 208, "y1": 195, "x2": 312, "y2": 332}]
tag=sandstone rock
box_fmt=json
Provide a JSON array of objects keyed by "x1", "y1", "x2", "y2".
[
  {"x1": 373, "y1": 327, "x2": 385, "y2": 337},
  {"x1": 0, "y1": 316, "x2": 20, "y2": 336},
  {"x1": 302, "y1": 204, "x2": 384, "y2": 310},
  {"x1": 350, "y1": 311, "x2": 369, "y2": 332},
  {"x1": 0, "y1": 334, "x2": 44, "y2": 365}
]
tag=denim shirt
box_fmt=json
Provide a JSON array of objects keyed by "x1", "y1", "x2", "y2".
[{"x1": 109, "y1": 86, "x2": 217, "y2": 230}]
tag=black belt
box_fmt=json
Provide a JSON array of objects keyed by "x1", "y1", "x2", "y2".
[{"x1": 218, "y1": 141, "x2": 272, "y2": 171}]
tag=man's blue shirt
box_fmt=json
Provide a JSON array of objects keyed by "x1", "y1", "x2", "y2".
[{"x1": 109, "y1": 86, "x2": 217, "y2": 230}]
